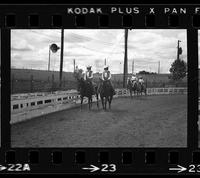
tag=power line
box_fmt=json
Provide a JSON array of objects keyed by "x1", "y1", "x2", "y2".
[
  {"x1": 27, "y1": 30, "x2": 124, "y2": 55},
  {"x1": 128, "y1": 59, "x2": 159, "y2": 64},
  {"x1": 30, "y1": 30, "x2": 60, "y2": 40},
  {"x1": 31, "y1": 30, "x2": 124, "y2": 48},
  {"x1": 73, "y1": 43, "x2": 123, "y2": 54},
  {"x1": 69, "y1": 32, "x2": 120, "y2": 46},
  {"x1": 106, "y1": 32, "x2": 125, "y2": 59}
]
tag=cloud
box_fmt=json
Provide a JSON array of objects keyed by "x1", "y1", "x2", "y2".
[
  {"x1": 11, "y1": 38, "x2": 34, "y2": 52},
  {"x1": 11, "y1": 29, "x2": 187, "y2": 74},
  {"x1": 11, "y1": 46, "x2": 33, "y2": 52}
]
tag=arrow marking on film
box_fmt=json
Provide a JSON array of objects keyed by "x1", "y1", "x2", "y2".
[
  {"x1": 169, "y1": 165, "x2": 187, "y2": 173},
  {"x1": 0, "y1": 165, "x2": 7, "y2": 171},
  {"x1": 82, "y1": 165, "x2": 100, "y2": 172}
]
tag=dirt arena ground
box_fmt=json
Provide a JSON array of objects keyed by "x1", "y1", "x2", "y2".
[{"x1": 11, "y1": 95, "x2": 187, "y2": 147}]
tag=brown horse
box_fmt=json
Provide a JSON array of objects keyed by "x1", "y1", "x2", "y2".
[
  {"x1": 98, "y1": 79, "x2": 114, "y2": 110},
  {"x1": 77, "y1": 78, "x2": 99, "y2": 110},
  {"x1": 137, "y1": 82, "x2": 147, "y2": 96},
  {"x1": 127, "y1": 79, "x2": 139, "y2": 98}
]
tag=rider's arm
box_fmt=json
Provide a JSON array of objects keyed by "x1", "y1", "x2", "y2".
[
  {"x1": 108, "y1": 72, "x2": 111, "y2": 80},
  {"x1": 84, "y1": 73, "x2": 86, "y2": 80},
  {"x1": 88, "y1": 71, "x2": 93, "y2": 79},
  {"x1": 101, "y1": 72, "x2": 104, "y2": 81}
]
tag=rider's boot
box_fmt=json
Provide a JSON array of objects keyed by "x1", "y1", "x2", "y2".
[{"x1": 112, "y1": 88, "x2": 116, "y2": 95}]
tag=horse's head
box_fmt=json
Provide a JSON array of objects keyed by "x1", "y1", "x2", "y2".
[
  {"x1": 131, "y1": 80, "x2": 137, "y2": 88},
  {"x1": 99, "y1": 77, "x2": 103, "y2": 82},
  {"x1": 77, "y1": 77, "x2": 85, "y2": 89},
  {"x1": 102, "y1": 80, "x2": 110, "y2": 87}
]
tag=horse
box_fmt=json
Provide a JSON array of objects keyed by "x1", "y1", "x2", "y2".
[
  {"x1": 137, "y1": 81, "x2": 147, "y2": 96},
  {"x1": 77, "y1": 78, "x2": 99, "y2": 110},
  {"x1": 127, "y1": 79, "x2": 139, "y2": 98},
  {"x1": 98, "y1": 79, "x2": 114, "y2": 110}
]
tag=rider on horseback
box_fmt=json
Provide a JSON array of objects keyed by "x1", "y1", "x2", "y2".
[
  {"x1": 138, "y1": 76, "x2": 144, "y2": 85},
  {"x1": 84, "y1": 65, "x2": 96, "y2": 94},
  {"x1": 101, "y1": 65, "x2": 116, "y2": 95},
  {"x1": 74, "y1": 65, "x2": 84, "y2": 93},
  {"x1": 84, "y1": 65, "x2": 93, "y2": 82},
  {"x1": 130, "y1": 73, "x2": 138, "y2": 86}
]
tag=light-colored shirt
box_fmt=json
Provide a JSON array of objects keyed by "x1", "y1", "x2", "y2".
[
  {"x1": 138, "y1": 79, "x2": 144, "y2": 83},
  {"x1": 84, "y1": 70, "x2": 93, "y2": 80},
  {"x1": 102, "y1": 70, "x2": 111, "y2": 80},
  {"x1": 131, "y1": 76, "x2": 137, "y2": 81}
]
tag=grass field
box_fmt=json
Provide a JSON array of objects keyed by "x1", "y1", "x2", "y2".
[{"x1": 11, "y1": 68, "x2": 187, "y2": 94}]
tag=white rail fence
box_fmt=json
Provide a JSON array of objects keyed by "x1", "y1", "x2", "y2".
[{"x1": 11, "y1": 87, "x2": 187, "y2": 124}]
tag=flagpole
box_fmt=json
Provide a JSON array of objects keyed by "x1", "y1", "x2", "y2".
[
  {"x1": 73, "y1": 59, "x2": 75, "y2": 72},
  {"x1": 48, "y1": 45, "x2": 51, "y2": 71},
  {"x1": 177, "y1": 40, "x2": 181, "y2": 61},
  {"x1": 123, "y1": 29, "x2": 128, "y2": 88},
  {"x1": 59, "y1": 29, "x2": 64, "y2": 88}
]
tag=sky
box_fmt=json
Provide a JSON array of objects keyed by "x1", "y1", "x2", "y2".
[{"x1": 11, "y1": 29, "x2": 187, "y2": 74}]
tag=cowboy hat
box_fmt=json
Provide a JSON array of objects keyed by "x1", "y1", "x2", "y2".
[
  {"x1": 86, "y1": 65, "x2": 92, "y2": 69},
  {"x1": 104, "y1": 65, "x2": 109, "y2": 69}
]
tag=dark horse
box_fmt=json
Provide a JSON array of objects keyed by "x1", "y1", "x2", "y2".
[
  {"x1": 137, "y1": 82, "x2": 147, "y2": 96},
  {"x1": 98, "y1": 79, "x2": 114, "y2": 110},
  {"x1": 127, "y1": 79, "x2": 139, "y2": 98},
  {"x1": 77, "y1": 78, "x2": 99, "y2": 110}
]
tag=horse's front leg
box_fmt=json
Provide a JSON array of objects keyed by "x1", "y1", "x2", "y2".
[
  {"x1": 105, "y1": 97, "x2": 108, "y2": 110},
  {"x1": 81, "y1": 96, "x2": 83, "y2": 110},
  {"x1": 130, "y1": 89, "x2": 132, "y2": 99},
  {"x1": 96, "y1": 93, "x2": 99, "y2": 109},
  {"x1": 90, "y1": 97, "x2": 92, "y2": 108},
  {"x1": 136, "y1": 89, "x2": 139, "y2": 96},
  {"x1": 109, "y1": 96, "x2": 112, "y2": 109},
  {"x1": 101, "y1": 97, "x2": 104, "y2": 109},
  {"x1": 88, "y1": 97, "x2": 91, "y2": 110}
]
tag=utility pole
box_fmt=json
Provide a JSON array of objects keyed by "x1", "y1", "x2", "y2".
[
  {"x1": 123, "y1": 29, "x2": 128, "y2": 88},
  {"x1": 73, "y1": 59, "x2": 76, "y2": 72},
  {"x1": 59, "y1": 29, "x2": 64, "y2": 88},
  {"x1": 132, "y1": 59, "x2": 134, "y2": 74},
  {"x1": 104, "y1": 58, "x2": 106, "y2": 65},
  {"x1": 48, "y1": 45, "x2": 51, "y2": 71},
  {"x1": 158, "y1": 61, "x2": 160, "y2": 74},
  {"x1": 177, "y1": 40, "x2": 181, "y2": 61}
]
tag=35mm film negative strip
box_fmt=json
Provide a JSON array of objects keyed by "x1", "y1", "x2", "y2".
[{"x1": 0, "y1": 4, "x2": 199, "y2": 174}]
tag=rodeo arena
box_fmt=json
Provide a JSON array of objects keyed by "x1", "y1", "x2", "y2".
[{"x1": 11, "y1": 30, "x2": 188, "y2": 147}]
